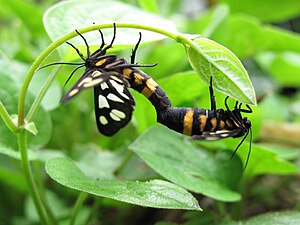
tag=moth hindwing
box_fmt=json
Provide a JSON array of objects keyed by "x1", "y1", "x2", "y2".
[{"x1": 93, "y1": 73, "x2": 135, "y2": 136}]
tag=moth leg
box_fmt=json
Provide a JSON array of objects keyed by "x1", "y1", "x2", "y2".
[
  {"x1": 131, "y1": 32, "x2": 142, "y2": 64},
  {"x1": 209, "y1": 77, "x2": 216, "y2": 111}
]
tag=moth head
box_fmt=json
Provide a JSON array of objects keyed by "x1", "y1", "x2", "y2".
[{"x1": 243, "y1": 117, "x2": 251, "y2": 129}]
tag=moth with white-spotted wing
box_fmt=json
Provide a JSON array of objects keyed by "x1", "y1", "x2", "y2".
[
  {"x1": 40, "y1": 24, "x2": 253, "y2": 166},
  {"x1": 93, "y1": 73, "x2": 135, "y2": 136},
  {"x1": 39, "y1": 24, "x2": 154, "y2": 136}
]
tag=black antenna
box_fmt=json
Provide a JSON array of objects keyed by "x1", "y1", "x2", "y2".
[
  {"x1": 230, "y1": 126, "x2": 252, "y2": 170},
  {"x1": 64, "y1": 65, "x2": 85, "y2": 86},
  {"x1": 38, "y1": 62, "x2": 84, "y2": 70},
  {"x1": 243, "y1": 127, "x2": 252, "y2": 170},
  {"x1": 108, "y1": 62, "x2": 158, "y2": 69}
]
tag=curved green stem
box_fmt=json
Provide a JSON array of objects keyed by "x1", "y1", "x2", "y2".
[
  {"x1": 15, "y1": 23, "x2": 198, "y2": 224},
  {"x1": 17, "y1": 22, "x2": 194, "y2": 124},
  {"x1": 0, "y1": 101, "x2": 18, "y2": 133},
  {"x1": 18, "y1": 130, "x2": 48, "y2": 225},
  {"x1": 26, "y1": 66, "x2": 60, "y2": 122},
  {"x1": 33, "y1": 162, "x2": 58, "y2": 225},
  {"x1": 69, "y1": 192, "x2": 89, "y2": 225}
]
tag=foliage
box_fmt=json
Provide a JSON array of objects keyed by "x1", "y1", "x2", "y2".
[{"x1": 0, "y1": 0, "x2": 300, "y2": 224}]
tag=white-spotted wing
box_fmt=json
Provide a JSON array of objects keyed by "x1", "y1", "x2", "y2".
[
  {"x1": 61, "y1": 69, "x2": 112, "y2": 103},
  {"x1": 94, "y1": 74, "x2": 135, "y2": 136},
  {"x1": 192, "y1": 128, "x2": 246, "y2": 140}
]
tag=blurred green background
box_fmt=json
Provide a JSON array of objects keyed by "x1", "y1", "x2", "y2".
[{"x1": 1, "y1": 0, "x2": 300, "y2": 224}]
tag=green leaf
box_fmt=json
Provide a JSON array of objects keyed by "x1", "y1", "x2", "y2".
[
  {"x1": 0, "y1": 72, "x2": 52, "y2": 151},
  {"x1": 0, "y1": 58, "x2": 61, "y2": 111},
  {"x1": 26, "y1": 69, "x2": 62, "y2": 111},
  {"x1": 217, "y1": 211, "x2": 300, "y2": 225},
  {"x1": 255, "y1": 51, "x2": 300, "y2": 86},
  {"x1": 199, "y1": 140, "x2": 297, "y2": 178},
  {"x1": 129, "y1": 125, "x2": 243, "y2": 202},
  {"x1": 158, "y1": 71, "x2": 206, "y2": 106},
  {"x1": 138, "y1": 0, "x2": 159, "y2": 13},
  {"x1": 186, "y1": 37, "x2": 256, "y2": 105},
  {"x1": 142, "y1": 41, "x2": 188, "y2": 79},
  {"x1": 0, "y1": 162, "x2": 27, "y2": 193},
  {"x1": 243, "y1": 211, "x2": 300, "y2": 225},
  {"x1": 43, "y1": 0, "x2": 177, "y2": 45},
  {"x1": 45, "y1": 157, "x2": 201, "y2": 210},
  {"x1": 0, "y1": 144, "x2": 37, "y2": 161},
  {"x1": 187, "y1": 4, "x2": 229, "y2": 38},
  {"x1": 133, "y1": 92, "x2": 157, "y2": 134},
  {"x1": 220, "y1": 0, "x2": 300, "y2": 22},
  {"x1": 0, "y1": 0, "x2": 44, "y2": 36},
  {"x1": 211, "y1": 15, "x2": 300, "y2": 58},
  {"x1": 25, "y1": 191, "x2": 92, "y2": 224},
  {"x1": 155, "y1": 222, "x2": 177, "y2": 225},
  {"x1": 72, "y1": 146, "x2": 124, "y2": 180},
  {"x1": 23, "y1": 121, "x2": 38, "y2": 135}
]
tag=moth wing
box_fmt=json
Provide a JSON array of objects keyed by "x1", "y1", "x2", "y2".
[
  {"x1": 192, "y1": 129, "x2": 244, "y2": 141},
  {"x1": 94, "y1": 74, "x2": 135, "y2": 136},
  {"x1": 61, "y1": 69, "x2": 111, "y2": 103}
]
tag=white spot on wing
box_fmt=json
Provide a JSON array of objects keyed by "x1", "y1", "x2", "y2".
[
  {"x1": 92, "y1": 71, "x2": 102, "y2": 77},
  {"x1": 68, "y1": 89, "x2": 79, "y2": 97},
  {"x1": 110, "y1": 80, "x2": 124, "y2": 94},
  {"x1": 109, "y1": 79, "x2": 130, "y2": 100},
  {"x1": 78, "y1": 77, "x2": 92, "y2": 87},
  {"x1": 98, "y1": 95, "x2": 109, "y2": 108},
  {"x1": 110, "y1": 76, "x2": 123, "y2": 83},
  {"x1": 203, "y1": 136, "x2": 220, "y2": 141},
  {"x1": 83, "y1": 78, "x2": 103, "y2": 87},
  {"x1": 109, "y1": 111, "x2": 121, "y2": 121},
  {"x1": 109, "y1": 109, "x2": 126, "y2": 121},
  {"x1": 100, "y1": 82, "x2": 109, "y2": 90},
  {"x1": 119, "y1": 91, "x2": 130, "y2": 100},
  {"x1": 99, "y1": 116, "x2": 108, "y2": 125},
  {"x1": 107, "y1": 93, "x2": 124, "y2": 103},
  {"x1": 111, "y1": 109, "x2": 126, "y2": 119},
  {"x1": 216, "y1": 130, "x2": 231, "y2": 137}
]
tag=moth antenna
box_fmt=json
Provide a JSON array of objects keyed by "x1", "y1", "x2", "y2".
[
  {"x1": 38, "y1": 62, "x2": 84, "y2": 70},
  {"x1": 64, "y1": 65, "x2": 85, "y2": 86},
  {"x1": 243, "y1": 127, "x2": 252, "y2": 170},
  {"x1": 111, "y1": 62, "x2": 158, "y2": 69},
  {"x1": 230, "y1": 128, "x2": 249, "y2": 160}
]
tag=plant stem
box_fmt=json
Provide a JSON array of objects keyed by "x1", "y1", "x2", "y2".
[
  {"x1": 26, "y1": 66, "x2": 60, "y2": 122},
  {"x1": 18, "y1": 130, "x2": 48, "y2": 225},
  {"x1": 17, "y1": 22, "x2": 183, "y2": 125},
  {"x1": 69, "y1": 192, "x2": 89, "y2": 225},
  {"x1": 85, "y1": 198, "x2": 101, "y2": 224},
  {"x1": 0, "y1": 101, "x2": 18, "y2": 133},
  {"x1": 15, "y1": 23, "x2": 194, "y2": 224},
  {"x1": 33, "y1": 162, "x2": 59, "y2": 225}
]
